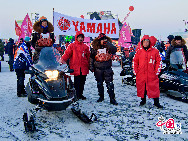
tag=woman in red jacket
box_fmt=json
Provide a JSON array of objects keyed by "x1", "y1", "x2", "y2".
[
  {"x1": 61, "y1": 31, "x2": 90, "y2": 100},
  {"x1": 133, "y1": 35, "x2": 163, "y2": 108}
]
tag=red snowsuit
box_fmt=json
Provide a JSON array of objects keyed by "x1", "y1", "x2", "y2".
[
  {"x1": 61, "y1": 31, "x2": 90, "y2": 76},
  {"x1": 133, "y1": 35, "x2": 162, "y2": 98}
]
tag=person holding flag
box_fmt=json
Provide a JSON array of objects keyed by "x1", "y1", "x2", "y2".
[{"x1": 13, "y1": 40, "x2": 32, "y2": 97}]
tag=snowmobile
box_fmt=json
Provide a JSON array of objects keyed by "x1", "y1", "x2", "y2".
[
  {"x1": 159, "y1": 49, "x2": 188, "y2": 102},
  {"x1": 120, "y1": 52, "x2": 136, "y2": 86},
  {"x1": 23, "y1": 47, "x2": 97, "y2": 132}
]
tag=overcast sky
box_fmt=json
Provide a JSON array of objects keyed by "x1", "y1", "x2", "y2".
[{"x1": 0, "y1": 0, "x2": 188, "y2": 41}]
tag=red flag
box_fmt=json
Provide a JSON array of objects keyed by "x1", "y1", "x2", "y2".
[{"x1": 15, "y1": 20, "x2": 22, "y2": 36}]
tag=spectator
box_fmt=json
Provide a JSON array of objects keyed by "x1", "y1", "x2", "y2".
[
  {"x1": 60, "y1": 31, "x2": 90, "y2": 100},
  {"x1": 90, "y1": 33, "x2": 118, "y2": 105},
  {"x1": 133, "y1": 35, "x2": 163, "y2": 108},
  {"x1": 7, "y1": 38, "x2": 16, "y2": 71}
]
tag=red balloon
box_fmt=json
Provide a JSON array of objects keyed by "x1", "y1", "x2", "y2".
[
  {"x1": 129, "y1": 6, "x2": 134, "y2": 11},
  {"x1": 80, "y1": 15, "x2": 84, "y2": 19}
]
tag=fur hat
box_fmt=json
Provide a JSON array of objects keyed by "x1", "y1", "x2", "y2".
[
  {"x1": 92, "y1": 34, "x2": 112, "y2": 50},
  {"x1": 33, "y1": 17, "x2": 54, "y2": 34}
]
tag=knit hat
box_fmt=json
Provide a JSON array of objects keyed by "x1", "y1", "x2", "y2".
[
  {"x1": 9, "y1": 38, "x2": 13, "y2": 42},
  {"x1": 24, "y1": 36, "x2": 30, "y2": 42},
  {"x1": 39, "y1": 16, "x2": 48, "y2": 22},
  {"x1": 174, "y1": 36, "x2": 182, "y2": 41},
  {"x1": 167, "y1": 35, "x2": 174, "y2": 40},
  {"x1": 77, "y1": 34, "x2": 84, "y2": 38},
  {"x1": 98, "y1": 33, "x2": 107, "y2": 40}
]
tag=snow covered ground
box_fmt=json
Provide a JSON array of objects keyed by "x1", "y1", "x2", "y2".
[{"x1": 0, "y1": 55, "x2": 187, "y2": 141}]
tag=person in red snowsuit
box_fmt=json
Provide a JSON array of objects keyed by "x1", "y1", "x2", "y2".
[
  {"x1": 133, "y1": 35, "x2": 163, "y2": 108},
  {"x1": 60, "y1": 31, "x2": 90, "y2": 100}
]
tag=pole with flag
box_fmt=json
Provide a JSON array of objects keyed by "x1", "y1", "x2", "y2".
[
  {"x1": 15, "y1": 20, "x2": 22, "y2": 36},
  {"x1": 19, "y1": 13, "x2": 33, "y2": 41}
]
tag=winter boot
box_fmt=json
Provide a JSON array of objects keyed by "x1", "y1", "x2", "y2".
[
  {"x1": 107, "y1": 82, "x2": 118, "y2": 105},
  {"x1": 97, "y1": 82, "x2": 104, "y2": 102},
  {"x1": 140, "y1": 89, "x2": 147, "y2": 106},
  {"x1": 79, "y1": 95, "x2": 86, "y2": 100},
  {"x1": 10, "y1": 65, "x2": 14, "y2": 72},
  {"x1": 140, "y1": 98, "x2": 146, "y2": 106},
  {"x1": 154, "y1": 98, "x2": 164, "y2": 109},
  {"x1": 140, "y1": 95, "x2": 146, "y2": 106},
  {"x1": 21, "y1": 86, "x2": 27, "y2": 97}
]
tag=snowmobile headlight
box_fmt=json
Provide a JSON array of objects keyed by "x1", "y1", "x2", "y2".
[{"x1": 45, "y1": 70, "x2": 59, "y2": 81}]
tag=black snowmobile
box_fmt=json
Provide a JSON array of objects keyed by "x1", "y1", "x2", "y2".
[
  {"x1": 23, "y1": 47, "x2": 97, "y2": 132},
  {"x1": 120, "y1": 51, "x2": 136, "y2": 86},
  {"x1": 159, "y1": 49, "x2": 188, "y2": 102}
]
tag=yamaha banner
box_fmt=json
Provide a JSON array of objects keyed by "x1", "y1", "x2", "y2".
[{"x1": 54, "y1": 11, "x2": 119, "y2": 38}]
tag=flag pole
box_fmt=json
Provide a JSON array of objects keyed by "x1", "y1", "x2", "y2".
[
  {"x1": 27, "y1": 13, "x2": 29, "y2": 36},
  {"x1": 53, "y1": 8, "x2": 54, "y2": 27}
]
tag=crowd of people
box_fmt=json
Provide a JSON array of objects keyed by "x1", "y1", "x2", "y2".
[{"x1": 0, "y1": 16, "x2": 187, "y2": 108}]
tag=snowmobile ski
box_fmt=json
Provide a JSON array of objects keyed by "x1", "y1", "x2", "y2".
[{"x1": 71, "y1": 107, "x2": 97, "y2": 123}]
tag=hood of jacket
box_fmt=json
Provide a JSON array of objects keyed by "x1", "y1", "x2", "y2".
[
  {"x1": 140, "y1": 35, "x2": 157, "y2": 48},
  {"x1": 171, "y1": 38, "x2": 186, "y2": 46},
  {"x1": 33, "y1": 21, "x2": 54, "y2": 34},
  {"x1": 75, "y1": 31, "x2": 85, "y2": 44},
  {"x1": 92, "y1": 35, "x2": 112, "y2": 50}
]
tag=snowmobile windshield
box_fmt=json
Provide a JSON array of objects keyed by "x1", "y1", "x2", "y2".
[
  {"x1": 170, "y1": 49, "x2": 186, "y2": 71},
  {"x1": 34, "y1": 47, "x2": 67, "y2": 72}
]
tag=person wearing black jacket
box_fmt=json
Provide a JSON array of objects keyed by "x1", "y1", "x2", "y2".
[
  {"x1": 0, "y1": 39, "x2": 4, "y2": 61},
  {"x1": 13, "y1": 42, "x2": 32, "y2": 97},
  {"x1": 166, "y1": 36, "x2": 188, "y2": 66},
  {"x1": 90, "y1": 33, "x2": 118, "y2": 105},
  {"x1": 7, "y1": 38, "x2": 16, "y2": 71}
]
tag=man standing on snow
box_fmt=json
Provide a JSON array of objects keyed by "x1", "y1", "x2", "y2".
[
  {"x1": 0, "y1": 39, "x2": 4, "y2": 61},
  {"x1": 60, "y1": 31, "x2": 90, "y2": 100},
  {"x1": 7, "y1": 38, "x2": 16, "y2": 71},
  {"x1": 13, "y1": 40, "x2": 32, "y2": 97},
  {"x1": 166, "y1": 36, "x2": 188, "y2": 66},
  {"x1": 133, "y1": 35, "x2": 163, "y2": 108},
  {"x1": 90, "y1": 33, "x2": 118, "y2": 105}
]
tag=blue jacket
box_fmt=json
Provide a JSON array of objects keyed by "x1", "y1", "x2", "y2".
[{"x1": 13, "y1": 42, "x2": 32, "y2": 70}]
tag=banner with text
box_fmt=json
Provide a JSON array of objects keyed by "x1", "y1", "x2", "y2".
[{"x1": 54, "y1": 11, "x2": 119, "y2": 38}]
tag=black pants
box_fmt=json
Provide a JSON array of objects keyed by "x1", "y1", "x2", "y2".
[
  {"x1": 74, "y1": 74, "x2": 86, "y2": 98},
  {"x1": 8, "y1": 54, "x2": 14, "y2": 71},
  {"x1": 15, "y1": 69, "x2": 26, "y2": 94}
]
